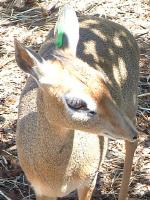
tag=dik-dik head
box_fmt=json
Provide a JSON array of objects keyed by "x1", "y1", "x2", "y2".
[{"x1": 14, "y1": 5, "x2": 137, "y2": 142}]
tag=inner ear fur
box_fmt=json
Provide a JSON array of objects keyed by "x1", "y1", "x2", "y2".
[{"x1": 14, "y1": 38, "x2": 43, "y2": 80}]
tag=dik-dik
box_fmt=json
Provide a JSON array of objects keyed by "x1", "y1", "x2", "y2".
[{"x1": 15, "y1": 5, "x2": 139, "y2": 200}]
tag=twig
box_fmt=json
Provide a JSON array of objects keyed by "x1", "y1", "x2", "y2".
[
  {"x1": 15, "y1": 7, "x2": 39, "y2": 16},
  {"x1": 12, "y1": 184, "x2": 25, "y2": 198},
  {"x1": 0, "y1": 57, "x2": 14, "y2": 67},
  {"x1": 135, "y1": 30, "x2": 149, "y2": 39},
  {"x1": 137, "y1": 110, "x2": 148, "y2": 121},
  {"x1": 2, "y1": 149, "x2": 17, "y2": 159},
  {"x1": 139, "y1": 106, "x2": 150, "y2": 112},
  {"x1": 138, "y1": 93, "x2": 150, "y2": 97},
  {"x1": 22, "y1": 194, "x2": 35, "y2": 200},
  {"x1": 0, "y1": 191, "x2": 11, "y2": 200}
]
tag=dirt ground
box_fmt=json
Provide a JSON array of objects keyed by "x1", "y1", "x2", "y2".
[{"x1": 0, "y1": 0, "x2": 150, "y2": 200}]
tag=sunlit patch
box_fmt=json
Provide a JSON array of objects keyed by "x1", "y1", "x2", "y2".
[
  {"x1": 61, "y1": 184, "x2": 68, "y2": 193},
  {"x1": 92, "y1": 29, "x2": 107, "y2": 42},
  {"x1": 82, "y1": 19, "x2": 98, "y2": 27},
  {"x1": 84, "y1": 40, "x2": 99, "y2": 63},
  {"x1": 121, "y1": 30, "x2": 128, "y2": 37},
  {"x1": 113, "y1": 57, "x2": 127, "y2": 87},
  {"x1": 133, "y1": 93, "x2": 137, "y2": 106},
  {"x1": 38, "y1": 61, "x2": 63, "y2": 85},
  {"x1": 99, "y1": 57, "x2": 105, "y2": 65},
  {"x1": 108, "y1": 48, "x2": 115, "y2": 56},
  {"x1": 118, "y1": 57, "x2": 127, "y2": 79},
  {"x1": 63, "y1": 69, "x2": 82, "y2": 90},
  {"x1": 113, "y1": 35, "x2": 123, "y2": 48}
]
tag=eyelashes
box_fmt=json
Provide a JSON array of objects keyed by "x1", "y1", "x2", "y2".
[
  {"x1": 65, "y1": 97, "x2": 87, "y2": 110},
  {"x1": 64, "y1": 94, "x2": 97, "y2": 117}
]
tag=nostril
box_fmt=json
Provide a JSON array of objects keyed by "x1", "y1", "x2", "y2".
[{"x1": 133, "y1": 135, "x2": 137, "y2": 140}]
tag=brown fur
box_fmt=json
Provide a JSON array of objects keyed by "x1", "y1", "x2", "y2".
[{"x1": 15, "y1": 12, "x2": 139, "y2": 200}]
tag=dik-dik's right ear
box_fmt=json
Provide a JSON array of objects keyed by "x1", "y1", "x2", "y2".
[
  {"x1": 54, "y1": 5, "x2": 79, "y2": 56},
  {"x1": 14, "y1": 38, "x2": 43, "y2": 82}
]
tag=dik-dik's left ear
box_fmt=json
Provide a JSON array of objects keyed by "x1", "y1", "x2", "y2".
[
  {"x1": 54, "y1": 5, "x2": 79, "y2": 56},
  {"x1": 14, "y1": 38, "x2": 44, "y2": 82}
]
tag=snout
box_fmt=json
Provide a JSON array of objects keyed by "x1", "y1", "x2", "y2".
[
  {"x1": 121, "y1": 116, "x2": 138, "y2": 142},
  {"x1": 132, "y1": 135, "x2": 138, "y2": 141},
  {"x1": 106, "y1": 110, "x2": 138, "y2": 142},
  {"x1": 127, "y1": 129, "x2": 137, "y2": 142}
]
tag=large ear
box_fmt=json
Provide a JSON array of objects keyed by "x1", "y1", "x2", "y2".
[
  {"x1": 54, "y1": 5, "x2": 79, "y2": 56},
  {"x1": 14, "y1": 38, "x2": 43, "y2": 82}
]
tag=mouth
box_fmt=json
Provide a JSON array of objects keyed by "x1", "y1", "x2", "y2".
[
  {"x1": 98, "y1": 131, "x2": 119, "y2": 140},
  {"x1": 101, "y1": 131, "x2": 137, "y2": 142}
]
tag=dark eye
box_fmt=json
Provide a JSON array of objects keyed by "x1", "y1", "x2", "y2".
[{"x1": 65, "y1": 97, "x2": 87, "y2": 110}]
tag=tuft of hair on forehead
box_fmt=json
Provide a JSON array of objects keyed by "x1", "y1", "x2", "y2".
[
  {"x1": 51, "y1": 49, "x2": 111, "y2": 101},
  {"x1": 52, "y1": 49, "x2": 100, "y2": 84}
]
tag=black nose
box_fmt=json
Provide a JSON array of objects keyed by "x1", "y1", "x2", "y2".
[{"x1": 133, "y1": 135, "x2": 137, "y2": 140}]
